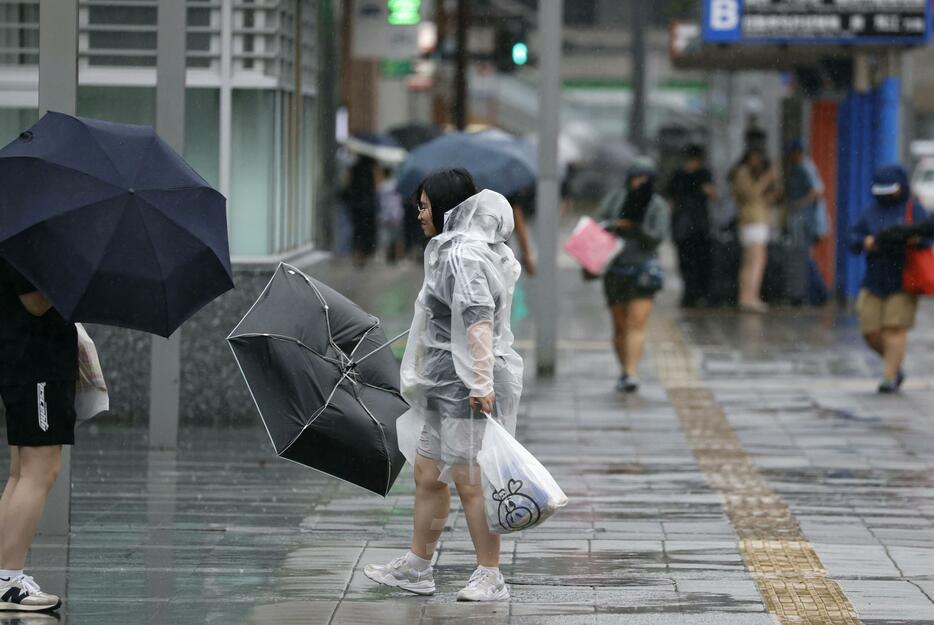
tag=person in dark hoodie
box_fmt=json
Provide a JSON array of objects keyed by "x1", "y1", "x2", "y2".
[
  {"x1": 849, "y1": 164, "x2": 929, "y2": 393},
  {"x1": 597, "y1": 158, "x2": 670, "y2": 394}
]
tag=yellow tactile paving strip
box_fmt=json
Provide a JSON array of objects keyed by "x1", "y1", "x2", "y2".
[{"x1": 651, "y1": 317, "x2": 862, "y2": 624}]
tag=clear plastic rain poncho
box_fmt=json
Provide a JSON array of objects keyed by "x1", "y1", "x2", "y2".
[{"x1": 397, "y1": 189, "x2": 524, "y2": 485}]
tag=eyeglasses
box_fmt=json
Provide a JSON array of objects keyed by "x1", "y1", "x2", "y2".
[{"x1": 416, "y1": 202, "x2": 429, "y2": 213}]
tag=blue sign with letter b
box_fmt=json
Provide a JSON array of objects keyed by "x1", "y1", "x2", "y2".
[{"x1": 703, "y1": 0, "x2": 742, "y2": 43}]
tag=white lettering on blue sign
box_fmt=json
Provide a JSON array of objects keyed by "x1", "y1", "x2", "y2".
[{"x1": 710, "y1": 0, "x2": 740, "y2": 31}]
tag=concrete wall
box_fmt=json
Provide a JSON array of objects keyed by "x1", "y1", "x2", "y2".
[{"x1": 86, "y1": 265, "x2": 275, "y2": 427}]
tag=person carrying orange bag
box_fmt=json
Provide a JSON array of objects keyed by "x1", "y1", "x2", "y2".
[{"x1": 850, "y1": 164, "x2": 931, "y2": 394}]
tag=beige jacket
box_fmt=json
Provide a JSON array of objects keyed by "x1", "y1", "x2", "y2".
[{"x1": 732, "y1": 165, "x2": 778, "y2": 226}]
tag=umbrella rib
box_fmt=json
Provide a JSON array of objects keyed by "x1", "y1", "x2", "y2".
[
  {"x1": 73, "y1": 121, "x2": 133, "y2": 186},
  {"x1": 351, "y1": 329, "x2": 410, "y2": 368},
  {"x1": 301, "y1": 273, "x2": 362, "y2": 366},
  {"x1": 227, "y1": 264, "x2": 280, "y2": 339},
  {"x1": 133, "y1": 201, "x2": 171, "y2": 334},
  {"x1": 226, "y1": 332, "x2": 341, "y2": 366},
  {"x1": 0, "y1": 158, "x2": 127, "y2": 238},
  {"x1": 277, "y1": 368, "x2": 351, "y2": 458},
  {"x1": 356, "y1": 395, "x2": 394, "y2": 497},
  {"x1": 227, "y1": 341, "x2": 282, "y2": 454},
  {"x1": 55, "y1": 192, "x2": 135, "y2": 321},
  {"x1": 132, "y1": 191, "x2": 230, "y2": 277}
]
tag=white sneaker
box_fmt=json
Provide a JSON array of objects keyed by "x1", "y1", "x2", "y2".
[
  {"x1": 363, "y1": 554, "x2": 436, "y2": 596},
  {"x1": 456, "y1": 566, "x2": 509, "y2": 602},
  {"x1": 0, "y1": 575, "x2": 61, "y2": 612}
]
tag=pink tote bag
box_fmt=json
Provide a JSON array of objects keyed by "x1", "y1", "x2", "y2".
[{"x1": 563, "y1": 217, "x2": 622, "y2": 276}]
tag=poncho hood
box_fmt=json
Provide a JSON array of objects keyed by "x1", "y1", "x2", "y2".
[{"x1": 441, "y1": 189, "x2": 515, "y2": 244}]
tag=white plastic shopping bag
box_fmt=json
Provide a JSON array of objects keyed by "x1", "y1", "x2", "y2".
[
  {"x1": 476, "y1": 414, "x2": 568, "y2": 534},
  {"x1": 75, "y1": 323, "x2": 109, "y2": 423}
]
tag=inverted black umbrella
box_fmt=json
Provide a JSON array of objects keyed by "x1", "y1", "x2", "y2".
[
  {"x1": 0, "y1": 112, "x2": 233, "y2": 336},
  {"x1": 227, "y1": 263, "x2": 408, "y2": 496}
]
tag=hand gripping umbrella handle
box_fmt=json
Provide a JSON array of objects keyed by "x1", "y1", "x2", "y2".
[{"x1": 352, "y1": 329, "x2": 410, "y2": 367}]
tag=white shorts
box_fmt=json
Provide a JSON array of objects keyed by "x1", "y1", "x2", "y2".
[
  {"x1": 416, "y1": 416, "x2": 487, "y2": 466},
  {"x1": 740, "y1": 224, "x2": 770, "y2": 246}
]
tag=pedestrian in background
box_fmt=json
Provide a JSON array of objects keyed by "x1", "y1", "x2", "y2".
[
  {"x1": 376, "y1": 166, "x2": 405, "y2": 263},
  {"x1": 0, "y1": 258, "x2": 70, "y2": 613},
  {"x1": 667, "y1": 144, "x2": 717, "y2": 308},
  {"x1": 784, "y1": 140, "x2": 829, "y2": 305},
  {"x1": 346, "y1": 155, "x2": 379, "y2": 267},
  {"x1": 597, "y1": 158, "x2": 670, "y2": 393},
  {"x1": 366, "y1": 170, "x2": 523, "y2": 601},
  {"x1": 732, "y1": 146, "x2": 780, "y2": 313},
  {"x1": 850, "y1": 165, "x2": 928, "y2": 394}
]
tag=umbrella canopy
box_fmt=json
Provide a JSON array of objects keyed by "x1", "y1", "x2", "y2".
[
  {"x1": 0, "y1": 112, "x2": 233, "y2": 337},
  {"x1": 396, "y1": 131, "x2": 537, "y2": 199},
  {"x1": 387, "y1": 122, "x2": 442, "y2": 151},
  {"x1": 227, "y1": 263, "x2": 408, "y2": 497},
  {"x1": 344, "y1": 132, "x2": 406, "y2": 165}
]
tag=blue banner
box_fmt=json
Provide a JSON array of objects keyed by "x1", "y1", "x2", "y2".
[{"x1": 702, "y1": 0, "x2": 932, "y2": 46}]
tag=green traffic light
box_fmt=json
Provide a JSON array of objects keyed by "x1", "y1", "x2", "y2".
[{"x1": 511, "y1": 41, "x2": 528, "y2": 66}]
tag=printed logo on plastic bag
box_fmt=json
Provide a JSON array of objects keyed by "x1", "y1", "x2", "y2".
[{"x1": 491, "y1": 479, "x2": 541, "y2": 531}]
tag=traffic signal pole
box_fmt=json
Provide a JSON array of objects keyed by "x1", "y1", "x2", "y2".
[
  {"x1": 629, "y1": 1, "x2": 648, "y2": 152},
  {"x1": 454, "y1": 0, "x2": 469, "y2": 130},
  {"x1": 534, "y1": 0, "x2": 562, "y2": 376}
]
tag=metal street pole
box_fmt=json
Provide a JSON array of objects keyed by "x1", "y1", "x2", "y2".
[
  {"x1": 454, "y1": 0, "x2": 469, "y2": 130},
  {"x1": 534, "y1": 0, "x2": 562, "y2": 376},
  {"x1": 148, "y1": 0, "x2": 187, "y2": 450},
  {"x1": 628, "y1": 0, "x2": 647, "y2": 153},
  {"x1": 315, "y1": 0, "x2": 339, "y2": 249},
  {"x1": 37, "y1": 0, "x2": 78, "y2": 537}
]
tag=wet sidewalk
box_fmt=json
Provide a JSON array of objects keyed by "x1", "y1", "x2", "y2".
[{"x1": 9, "y1": 254, "x2": 934, "y2": 624}]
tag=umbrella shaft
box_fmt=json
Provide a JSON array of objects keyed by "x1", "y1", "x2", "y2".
[{"x1": 353, "y1": 329, "x2": 410, "y2": 367}]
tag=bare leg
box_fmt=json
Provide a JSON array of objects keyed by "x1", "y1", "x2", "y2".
[
  {"x1": 739, "y1": 243, "x2": 767, "y2": 306},
  {"x1": 624, "y1": 298, "x2": 655, "y2": 376},
  {"x1": 409, "y1": 454, "x2": 450, "y2": 561},
  {"x1": 452, "y1": 464, "x2": 500, "y2": 568},
  {"x1": 610, "y1": 304, "x2": 629, "y2": 373},
  {"x1": 0, "y1": 446, "x2": 61, "y2": 570},
  {"x1": 0, "y1": 448, "x2": 21, "y2": 568},
  {"x1": 881, "y1": 328, "x2": 908, "y2": 380},
  {"x1": 863, "y1": 331, "x2": 884, "y2": 357}
]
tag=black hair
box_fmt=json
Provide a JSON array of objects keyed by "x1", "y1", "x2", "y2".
[
  {"x1": 684, "y1": 144, "x2": 705, "y2": 160},
  {"x1": 415, "y1": 168, "x2": 478, "y2": 234}
]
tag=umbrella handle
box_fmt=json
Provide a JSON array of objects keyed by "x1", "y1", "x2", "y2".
[{"x1": 351, "y1": 329, "x2": 410, "y2": 367}]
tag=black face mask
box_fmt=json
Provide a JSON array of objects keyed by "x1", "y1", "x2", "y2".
[
  {"x1": 621, "y1": 180, "x2": 655, "y2": 223},
  {"x1": 875, "y1": 192, "x2": 903, "y2": 207}
]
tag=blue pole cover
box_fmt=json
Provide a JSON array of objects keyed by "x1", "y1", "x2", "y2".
[{"x1": 875, "y1": 77, "x2": 901, "y2": 168}]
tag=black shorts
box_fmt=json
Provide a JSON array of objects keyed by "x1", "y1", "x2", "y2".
[
  {"x1": 1, "y1": 381, "x2": 76, "y2": 446},
  {"x1": 603, "y1": 272, "x2": 657, "y2": 306}
]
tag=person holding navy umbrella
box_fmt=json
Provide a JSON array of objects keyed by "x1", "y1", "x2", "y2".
[
  {"x1": 0, "y1": 258, "x2": 71, "y2": 613},
  {"x1": 0, "y1": 111, "x2": 233, "y2": 613}
]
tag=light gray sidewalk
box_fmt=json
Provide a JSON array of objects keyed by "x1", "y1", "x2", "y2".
[{"x1": 7, "y1": 255, "x2": 934, "y2": 624}]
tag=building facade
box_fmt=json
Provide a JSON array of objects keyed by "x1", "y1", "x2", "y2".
[{"x1": 0, "y1": 0, "x2": 320, "y2": 259}]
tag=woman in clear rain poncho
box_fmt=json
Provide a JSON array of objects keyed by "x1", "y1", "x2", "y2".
[{"x1": 364, "y1": 169, "x2": 523, "y2": 602}]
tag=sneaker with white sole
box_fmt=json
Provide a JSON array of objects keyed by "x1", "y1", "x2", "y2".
[
  {"x1": 456, "y1": 566, "x2": 509, "y2": 602},
  {"x1": 363, "y1": 554, "x2": 435, "y2": 596},
  {"x1": 0, "y1": 575, "x2": 61, "y2": 612}
]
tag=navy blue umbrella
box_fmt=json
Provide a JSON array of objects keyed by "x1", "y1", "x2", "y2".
[
  {"x1": 0, "y1": 112, "x2": 233, "y2": 336},
  {"x1": 396, "y1": 131, "x2": 537, "y2": 198}
]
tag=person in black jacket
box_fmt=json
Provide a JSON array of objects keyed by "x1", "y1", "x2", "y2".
[
  {"x1": 0, "y1": 258, "x2": 71, "y2": 612},
  {"x1": 666, "y1": 144, "x2": 718, "y2": 307}
]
